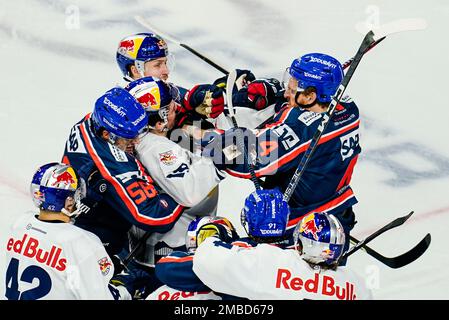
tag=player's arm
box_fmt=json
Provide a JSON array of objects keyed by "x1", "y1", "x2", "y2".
[
  {"x1": 192, "y1": 237, "x2": 264, "y2": 299},
  {"x1": 155, "y1": 251, "x2": 210, "y2": 292},
  {"x1": 71, "y1": 234, "x2": 131, "y2": 300},
  {"x1": 201, "y1": 107, "x2": 304, "y2": 178},
  {"x1": 137, "y1": 142, "x2": 225, "y2": 207}
]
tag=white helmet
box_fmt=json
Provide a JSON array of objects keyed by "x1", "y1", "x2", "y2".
[{"x1": 293, "y1": 212, "x2": 345, "y2": 266}]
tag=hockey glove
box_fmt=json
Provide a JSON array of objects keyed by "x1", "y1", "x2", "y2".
[
  {"x1": 110, "y1": 268, "x2": 152, "y2": 299},
  {"x1": 202, "y1": 127, "x2": 257, "y2": 171},
  {"x1": 75, "y1": 170, "x2": 108, "y2": 216},
  {"x1": 213, "y1": 69, "x2": 256, "y2": 91},
  {"x1": 196, "y1": 219, "x2": 239, "y2": 247},
  {"x1": 183, "y1": 84, "x2": 224, "y2": 119},
  {"x1": 247, "y1": 78, "x2": 283, "y2": 110}
]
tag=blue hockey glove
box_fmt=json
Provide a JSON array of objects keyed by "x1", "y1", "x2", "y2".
[{"x1": 110, "y1": 268, "x2": 152, "y2": 298}]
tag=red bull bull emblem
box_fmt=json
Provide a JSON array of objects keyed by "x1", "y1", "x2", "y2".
[
  {"x1": 98, "y1": 257, "x2": 112, "y2": 276},
  {"x1": 138, "y1": 92, "x2": 158, "y2": 110},
  {"x1": 157, "y1": 39, "x2": 167, "y2": 49},
  {"x1": 52, "y1": 168, "x2": 77, "y2": 189},
  {"x1": 119, "y1": 39, "x2": 135, "y2": 52},
  {"x1": 300, "y1": 213, "x2": 323, "y2": 241},
  {"x1": 33, "y1": 190, "x2": 44, "y2": 202}
]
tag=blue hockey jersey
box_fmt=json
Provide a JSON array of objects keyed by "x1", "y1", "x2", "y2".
[
  {"x1": 62, "y1": 114, "x2": 185, "y2": 254},
  {"x1": 209, "y1": 98, "x2": 361, "y2": 234}
]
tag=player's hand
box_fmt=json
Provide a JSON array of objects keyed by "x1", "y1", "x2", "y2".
[
  {"x1": 247, "y1": 78, "x2": 283, "y2": 110},
  {"x1": 196, "y1": 218, "x2": 239, "y2": 247},
  {"x1": 183, "y1": 84, "x2": 224, "y2": 119},
  {"x1": 202, "y1": 127, "x2": 257, "y2": 171},
  {"x1": 75, "y1": 171, "x2": 108, "y2": 215}
]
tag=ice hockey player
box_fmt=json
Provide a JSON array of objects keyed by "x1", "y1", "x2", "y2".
[
  {"x1": 193, "y1": 198, "x2": 372, "y2": 299},
  {"x1": 145, "y1": 216, "x2": 232, "y2": 300},
  {"x1": 122, "y1": 77, "x2": 226, "y2": 279},
  {"x1": 61, "y1": 87, "x2": 185, "y2": 259},
  {"x1": 2, "y1": 162, "x2": 132, "y2": 300},
  {"x1": 116, "y1": 32, "x2": 225, "y2": 121},
  {"x1": 149, "y1": 189, "x2": 290, "y2": 300},
  {"x1": 200, "y1": 53, "x2": 360, "y2": 263}
]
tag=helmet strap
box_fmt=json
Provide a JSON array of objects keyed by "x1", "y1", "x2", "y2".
[{"x1": 294, "y1": 91, "x2": 316, "y2": 109}]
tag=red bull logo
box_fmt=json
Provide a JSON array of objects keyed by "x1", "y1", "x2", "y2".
[
  {"x1": 33, "y1": 190, "x2": 44, "y2": 202},
  {"x1": 138, "y1": 92, "x2": 158, "y2": 109},
  {"x1": 98, "y1": 257, "x2": 112, "y2": 276},
  {"x1": 119, "y1": 39, "x2": 135, "y2": 52},
  {"x1": 157, "y1": 39, "x2": 167, "y2": 49},
  {"x1": 300, "y1": 213, "x2": 323, "y2": 241},
  {"x1": 52, "y1": 169, "x2": 77, "y2": 189}
]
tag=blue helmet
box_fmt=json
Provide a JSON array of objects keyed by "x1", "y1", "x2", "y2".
[
  {"x1": 241, "y1": 189, "x2": 290, "y2": 240},
  {"x1": 92, "y1": 87, "x2": 148, "y2": 141},
  {"x1": 293, "y1": 212, "x2": 345, "y2": 266},
  {"x1": 287, "y1": 53, "x2": 343, "y2": 103},
  {"x1": 116, "y1": 33, "x2": 169, "y2": 78},
  {"x1": 30, "y1": 162, "x2": 86, "y2": 217}
]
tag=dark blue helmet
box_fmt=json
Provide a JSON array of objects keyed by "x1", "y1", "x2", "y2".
[
  {"x1": 288, "y1": 53, "x2": 343, "y2": 103},
  {"x1": 30, "y1": 162, "x2": 86, "y2": 217},
  {"x1": 116, "y1": 33, "x2": 169, "y2": 77},
  {"x1": 241, "y1": 189, "x2": 290, "y2": 239},
  {"x1": 92, "y1": 87, "x2": 148, "y2": 140}
]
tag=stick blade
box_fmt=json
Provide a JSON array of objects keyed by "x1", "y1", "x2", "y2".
[
  {"x1": 356, "y1": 18, "x2": 427, "y2": 41},
  {"x1": 365, "y1": 233, "x2": 431, "y2": 269},
  {"x1": 134, "y1": 15, "x2": 180, "y2": 45}
]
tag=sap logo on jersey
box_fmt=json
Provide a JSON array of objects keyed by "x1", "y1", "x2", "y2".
[
  {"x1": 340, "y1": 130, "x2": 359, "y2": 161},
  {"x1": 6, "y1": 234, "x2": 66, "y2": 271},
  {"x1": 275, "y1": 268, "x2": 357, "y2": 300}
]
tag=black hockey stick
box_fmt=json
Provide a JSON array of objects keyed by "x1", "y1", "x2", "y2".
[
  {"x1": 283, "y1": 19, "x2": 427, "y2": 202},
  {"x1": 135, "y1": 15, "x2": 229, "y2": 75},
  {"x1": 135, "y1": 15, "x2": 386, "y2": 77},
  {"x1": 349, "y1": 233, "x2": 431, "y2": 268},
  {"x1": 122, "y1": 232, "x2": 151, "y2": 266},
  {"x1": 341, "y1": 211, "x2": 431, "y2": 265}
]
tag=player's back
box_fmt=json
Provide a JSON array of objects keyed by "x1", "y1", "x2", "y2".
[
  {"x1": 2, "y1": 211, "x2": 115, "y2": 300},
  {"x1": 193, "y1": 238, "x2": 372, "y2": 300}
]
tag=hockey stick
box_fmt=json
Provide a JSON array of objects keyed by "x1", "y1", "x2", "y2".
[
  {"x1": 341, "y1": 211, "x2": 431, "y2": 265},
  {"x1": 283, "y1": 19, "x2": 427, "y2": 202},
  {"x1": 122, "y1": 232, "x2": 151, "y2": 266},
  {"x1": 134, "y1": 15, "x2": 229, "y2": 75},
  {"x1": 226, "y1": 69, "x2": 261, "y2": 189},
  {"x1": 349, "y1": 234, "x2": 431, "y2": 268},
  {"x1": 135, "y1": 15, "x2": 385, "y2": 78}
]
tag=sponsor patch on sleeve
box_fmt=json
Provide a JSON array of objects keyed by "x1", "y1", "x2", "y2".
[
  {"x1": 159, "y1": 150, "x2": 177, "y2": 166},
  {"x1": 98, "y1": 256, "x2": 112, "y2": 276},
  {"x1": 298, "y1": 111, "x2": 321, "y2": 126}
]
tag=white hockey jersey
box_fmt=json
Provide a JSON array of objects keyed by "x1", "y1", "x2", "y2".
[
  {"x1": 193, "y1": 237, "x2": 372, "y2": 300},
  {"x1": 214, "y1": 105, "x2": 276, "y2": 130},
  {"x1": 1, "y1": 212, "x2": 130, "y2": 300},
  {"x1": 135, "y1": 132, "x2": 225, "y2": 208},
  {"x1": 146, "y1": 285, "x2": 221, "y2": 300}
]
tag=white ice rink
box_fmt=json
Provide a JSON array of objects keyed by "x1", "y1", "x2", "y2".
[{"x1": 1, "y1": 0, "x2": 448, "y2": 299}]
